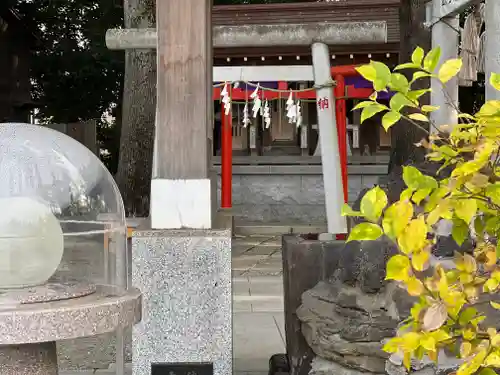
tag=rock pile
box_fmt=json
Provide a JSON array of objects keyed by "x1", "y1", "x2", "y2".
[{"x1": 296, "y1": 236, "x2": 412, "y2": 375}]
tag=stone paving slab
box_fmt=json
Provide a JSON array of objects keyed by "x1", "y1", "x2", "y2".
[
  {"x1": 234, "y1": 312, "x2": 285, "y2": 372},
  {"x1": 234, "y1": 245, "x2": 281, "y2": 256},
  {"x1": 63, "y1": 371, "x2": 268, "y2": 375}
]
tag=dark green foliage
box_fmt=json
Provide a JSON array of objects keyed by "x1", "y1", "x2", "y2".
[{"x1": 10, "y1": 0, "x2": 309, "y2": 173}]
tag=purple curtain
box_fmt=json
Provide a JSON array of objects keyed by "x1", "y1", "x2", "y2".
[{"x1": 344, "y1": 76, "x2": 395, "y2": 100}]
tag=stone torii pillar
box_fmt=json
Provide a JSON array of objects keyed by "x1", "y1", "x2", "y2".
[
  {"x1": 107, "y1": 19, "x2": 387, "y2": 232},
  {"x1": 485, "y1": 0, "x2": 500, "y2": 100}
]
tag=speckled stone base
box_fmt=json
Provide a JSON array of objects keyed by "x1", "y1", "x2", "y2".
[
  {"x1": 0, "y1": 279, "x2": 95, "y2": 306},
  {"x1": 0, "y1": 341, "x2": 58, "y2": 375},
  {"x1": 0, "y1": 285, "x2": 141, "y2": 345},
  {"x1": 132, "y1": 229, "x2": 232, "y2": 375}
]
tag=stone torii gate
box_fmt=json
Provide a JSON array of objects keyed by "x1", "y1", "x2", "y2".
[{"x1": 106, "y1": 1, "x2": 387, "y2": 235}]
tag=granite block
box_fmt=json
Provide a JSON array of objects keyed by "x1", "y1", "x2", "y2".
[
  {"x1": 216, "y1": 170, "x2": 386, "y2": 224},
  {"x1": 132, "y1": 229, "x2": 232, "y2": 375},
  {"x1": 239, "y1": 175, "x2": 302, "y2": 205},
  {"x1": 300, "y1": 176, "x2": 326, "y2": 204}
]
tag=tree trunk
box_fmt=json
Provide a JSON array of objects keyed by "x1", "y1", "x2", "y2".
[
  {"x1": 388, "y1": 0, "x2": 431, "y2": 173},
  {"x1": 115, "y1": 0, "x2": 156, "y2": 217}
]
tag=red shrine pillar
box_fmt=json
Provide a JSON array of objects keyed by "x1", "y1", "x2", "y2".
[{"x1": 221, "y1": 105, "x2": 233, "y2": 209}]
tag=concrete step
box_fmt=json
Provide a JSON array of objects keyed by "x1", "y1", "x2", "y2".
[{"x1": 234, "y1": 223, "x2": 327, "y2": 236}]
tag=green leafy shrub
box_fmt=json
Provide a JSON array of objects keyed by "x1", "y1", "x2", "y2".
[{"x1": 342, "y1": 46, "x2": 500, "y2": 375}]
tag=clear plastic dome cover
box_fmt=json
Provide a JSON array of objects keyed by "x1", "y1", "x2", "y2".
[{"x1": 0, "y1": 123, "x2": 127, "y2": 289}]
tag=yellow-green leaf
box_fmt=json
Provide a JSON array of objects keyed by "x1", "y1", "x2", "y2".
[
  {"x1": 420, "y1": 335, "x2": 436, "y2": 351},
  {"x1": 411, "y1": 71, "x2": 432, "y2": 83},
  {"x1": 395, "y1": 62, "x2": 420, "y2": 71},
  {"x1": 452, "y1": 217, "x2": 469, "y2": 246},
  {"x1": 352, "y1": 101, "x2": 376, "y2": 111},
  {"x1": 355, "y1": 64, "x2": 376, "y2": 82},
  {"x1": 484, "y1": 277, "x2": 500, "y2": 293},
  {"x1": 407, "y1": 89, "x2": 431, "y2": 102},
  {"x1": 371, "y1": 61, "x2": 392, "y2": 91},
  {"x1": 398, "y1": 217, "x2": 428, "y2": 254},
  {"x1": 361, "y1": 104, "x2": 386, "y2": 123},
  {"x1": 403, "y1": 166, "x2": 423, "y2": 190},
  {"x1": 382, "y1": 111, "x2": 401, "y2": 130},
  {"x1": 412, "y1": 47, "x2": 425, "y2": 66},
  {"x1": 389, "y1": 73, "x2": 409, "y2": 93},
  {"x1": 459, "y1": 307, "x2": 478, "y2": 326},
  {"x1": 423, "y1": 47, "x2": 441, "y2": 72},
  {"x1": 400, "y1": 188, "x2": 413, "y2": 201},
  {"x1": 490, "y1": 72, "x2": 500, "y2": 91},
  {"x1": 485, "y1": 352, "x2": 500, "y2": 367},
  {"x1": 454, "y1": 199, "x2": 477, "y2": 225},
  {"x1": 491, "y1": 301, "x2": 500, "y2": 310},
  {"x1": 390, "y1": 92, "x2": 417, "y2": 112},
  {"x1": 360, "y1": 186, "x2": 388, "y2": 222},
  {"x1": 382, "y1": 337, "x2": 403, "y2": 353},
  {"x1": 412, "y1": 188, "x2": 432, "y2": 205},
  {"x1": 460, "y1": 341, "x2": 472, "y2": 358},
  {"x1": 341, "y1": 203, "x2": 361, "y2": 217},
  {"x1": 478, "y1": 100, "x2": 500, "y2": 117},
  {"x1": 386, "y1": 254, "x2": 411, "y2": 281},
  {"x1": 412, "y1": 249, "x2": 430, "y2": 271},
  {"x1": 407, "y1": 276, "x2": 425, "y2": 296},
  {"x1": 486, "y1": 183, "x2": 500, "y2": 206},
  {"x1": 479, "y1": 368, "x2": 498, "y2": 375},
  {"x1": 457, "y1": 113, "x2": 476, "y2": 120},
  {"x1": 402, "y1": 166, "x2": 437, "y2": 191},
  {"x1": 457, "y1": 350, "x2": 487, "y2": 375},
  {"x1": 347, "y1": 223, "x2": 383, "y2": 242},
  {"x1": 382, "y1": 200, "x2": 414, "y2": 239},
  {"x1": 402, "y1": 332, "x2": 422, "y2": 352},
  {"x1": 438, "y1": 58, "x2": 463, "y2": 83},
  {"x1": 408, "y1": 113, "x2": 429, "y2": 122},
  {"x1": 422, "y1": 105, "x2": 440, "y2": 113}
]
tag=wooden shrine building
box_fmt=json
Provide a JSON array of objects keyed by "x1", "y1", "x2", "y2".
[
  {"x1": 212, "y1": 0, "x2": 400, "y2": 223},
  {"x1": 210, "y1": 0, "x2": 400, "y2": 224},
  {"x1": 212, "y1": 0, "x2": 399, "y2": 158}
]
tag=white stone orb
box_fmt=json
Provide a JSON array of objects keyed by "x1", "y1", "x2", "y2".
[
  {"x1": 0, "y1": 197, "x2": 64, "y2": 289},
  {"x1": 0, "y1": 123, "x2": 127, "y2": 289}
]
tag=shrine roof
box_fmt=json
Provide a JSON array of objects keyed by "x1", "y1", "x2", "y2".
[{"x1": 213, "y1": 0, "x2": 400, "y2": 58}]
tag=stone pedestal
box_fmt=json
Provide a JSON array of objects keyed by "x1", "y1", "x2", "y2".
[
  {"x1": 132, "y1": 229, "x2": 232, "y2": 375},
  {"x1": 282, "y1": 235, "x2": 344, "y2": 375},
  {"x1": 0, "y1": 284, "x2": 141, "y2": 375},
  {"x1": 0, "y1": 342, "x2": 58, "y2": 375}
]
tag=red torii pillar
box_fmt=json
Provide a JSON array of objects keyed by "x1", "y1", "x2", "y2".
[
  {"x1": 331, "y1": 64, "x2": 359, "y2": 205},
  {"x1": 221, "y1": 105, "x2": 232, "y2": 209},
  {"x1": 219, "y1": 65, "x2": 362, "y2": 210}
]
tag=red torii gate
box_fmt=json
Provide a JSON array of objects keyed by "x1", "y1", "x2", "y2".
[{"x1": 214, "y1": 64, "x2": 372, "y2": 209}]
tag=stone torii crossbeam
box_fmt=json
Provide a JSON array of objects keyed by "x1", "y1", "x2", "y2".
[{"x1": 106, "y1": 1, "x2": 387, "y2": 233}]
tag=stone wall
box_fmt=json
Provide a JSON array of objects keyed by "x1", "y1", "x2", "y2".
[{"x1": 213, "y1": 164, "x2": 387, "y2": 223}]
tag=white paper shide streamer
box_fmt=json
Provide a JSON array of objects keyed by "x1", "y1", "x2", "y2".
[
  {"x1": 221, "y1": 82, "x2": 231, "y2": 115},
  {"x1": 250, "y1": 84, "x2": 262, "y2": 118},
  {"x1": 296, "y1": 100, "x2": 302, "y2": 128},
  {"x1": 263, "y1": 100, "x2": 271, "y2": 128},
  {"x1": 242, "y1": 103, "x2": 251, "y2": 128},
  {"x1": 286, "y1": 91, "x2": 297, "y2": 124}
]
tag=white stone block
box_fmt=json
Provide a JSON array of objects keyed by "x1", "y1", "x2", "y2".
[{"x1": 150, "y1": 178, "x2": 212, "y2": 229}]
